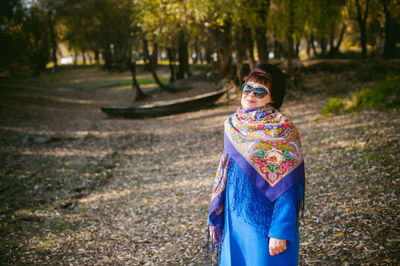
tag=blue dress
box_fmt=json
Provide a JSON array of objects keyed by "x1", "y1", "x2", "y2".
[{"x1": 209, "y1": 158, "x2": 304, "y2": 266}]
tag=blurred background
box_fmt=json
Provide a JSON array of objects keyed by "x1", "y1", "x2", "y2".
[{"x1": 1, "y1": 0, "x2": 399, "y2": 81}]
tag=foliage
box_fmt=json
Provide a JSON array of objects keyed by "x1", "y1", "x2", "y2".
[
  {"x1": 321, "y1": 98, "x2": 345, "y2": 115},
  {"x1": 321, "y1": 73, "x2": 400, "y2": 115},
  {"x1": 349, "y1": 73, "x2": 400, "y2": 110},
  {"x1": 0, "y1": 0, "x2": 52, "y2": 74},
  {"x1": 1, "y1": 0, "x2": 399, "y2": 78}
]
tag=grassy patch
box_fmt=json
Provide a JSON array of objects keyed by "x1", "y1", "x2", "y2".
[
  {"x1": 137, "y1": 76, "x2": 169, "y2": 85},
  {"x1": 349, "y1": 73, "x2": 400, "y2": 110},
  {"x1": 321, "y1": 73, "x2": 400, "y2": 115},
  {"x1": 321, "y1": 98, "x2": 344, "y2": 115}
]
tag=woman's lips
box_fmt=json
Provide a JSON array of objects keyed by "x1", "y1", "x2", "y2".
[{"x1": 247, "y1": 100, "x2": 256, "y2": 103}]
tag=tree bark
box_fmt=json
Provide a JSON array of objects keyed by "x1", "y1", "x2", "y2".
[
  {"x1": 234, "y1": 26, "x2": 247, "y2": 85},
  {"x1": 310, "y1": 34, "x2": 318, "y2": 56},
  {"x1": 287, "y1": 0, "x2": 294, "y2": 76},
  {"x1": 177, "y1": 30, "x2": 191, "y2": 79},
  {"x1": 254, "y1": 0, "x2": 270, "y2": 63},
  {"x1": 103, "y1": 45, "x2": 112, "y2": 69},
  {"x1": 48, "y1": 13, "x2": 57, "y2": 69},
  {"x1": 295, "y1": 39, "x2": 300, "y2": 58},
  {"x1": 94, "y1": 49, "x2": 99, "y2": 64},
  {"x1": 167, "y1": 47, "x2": 177, "y2": 82},
  {"x1": 256, "y1": 29, "x2": 268, "y2": 63},
  {"x1": 355, "y1": 0, "x2": 370, "y2": 59},
  {"x1": 215, "y1": 23, "x2": 234, "y2": 79},
  {"x1": 74, "y1": 49, "x2": 78, "y2": 66},
  {"x1": 329, "y1": 23, "x2": 346, "y2": 57},
  {"x1": 150, "y1": 42, "x2": 158, "y2": 70},
  {"x1": 273, "y1": 38, "x2": 282, "y2": 59},
  {"x1": 381, "y1": 0, "x2": 399, "y2": 59},
  {"x1": 246, "y1": 32, "x2": 256, "y2": 69},
  {"x1": 82, "y1": 49, "x2": 86, "y2": 65},
  {"x1": 319, "y1": 37, "x2": 327, "y2": 56},
  {"x1": 142, "y1": 38, "x2": 184, "y2": 92},
  {"x1": 306, "y1": 36, "x2": 311, "y2": 58},
  {"x1": 128, "y1": 53, "x2": 146, "y2": 101}
]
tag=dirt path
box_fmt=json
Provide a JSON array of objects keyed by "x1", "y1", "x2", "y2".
[{"x1": 0, "y1": 68, "x2": 399, "y2": 265}]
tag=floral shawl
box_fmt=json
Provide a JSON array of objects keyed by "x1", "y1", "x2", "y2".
[{"x1": 208, "y1": 104, "x2": 305, "y2": 242}]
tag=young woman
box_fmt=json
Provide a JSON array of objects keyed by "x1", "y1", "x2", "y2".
[{"x1": 207, "y1": 64, "x2": 305, "y2": 265}]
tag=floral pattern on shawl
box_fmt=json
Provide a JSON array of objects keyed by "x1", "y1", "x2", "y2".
[{"x1": 226, "y1": 105, "x2": 303, "y2": 186}]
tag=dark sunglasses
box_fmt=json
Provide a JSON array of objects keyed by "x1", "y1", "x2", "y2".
[{"x1": 241, "y1": 83, "x2": 269, "y2": 99}]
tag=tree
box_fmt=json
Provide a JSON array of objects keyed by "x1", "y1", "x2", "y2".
[
  {"x1": 0, "y1": 0, "x2": 55, "y2": 74},
  {"x1": 355, "y1": 0, "x2": 371, "y2": 58},
  {"x1": 304, "y1": 0, "x2": 347, "y2": 58},
  {"x1": 380, "y1": 0, "x2": 400, "y2": 58},
  {"x1": 269, "y1": 0, "x2": 308, "y2": 74},
  {"x1": 0, "y1": 0, "x2": 25, "y2": 74}
]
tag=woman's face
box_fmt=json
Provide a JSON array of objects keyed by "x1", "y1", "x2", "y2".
[{"x1": 241, "y1": 81, "x2": 273, "y2": 109}]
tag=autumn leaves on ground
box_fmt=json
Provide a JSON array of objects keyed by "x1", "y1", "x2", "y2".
[{"x1": 0, "y1": 61, "x2": 399, "y2": 265}]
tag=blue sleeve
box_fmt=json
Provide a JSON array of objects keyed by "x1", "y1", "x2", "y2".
[{"x1": 268, "y1": 180, "x2": 304, "y2": 241}]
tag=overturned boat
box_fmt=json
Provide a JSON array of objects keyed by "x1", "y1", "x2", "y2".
[{"x1": 100, "y1": 89, "x2": 227, "y2": 119}]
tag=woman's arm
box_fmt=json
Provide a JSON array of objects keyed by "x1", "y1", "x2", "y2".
[{"x1": 268, "y1": 181, "x2": 304, "y2": 255}]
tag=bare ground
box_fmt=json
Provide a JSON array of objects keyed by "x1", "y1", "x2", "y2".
[{"x1": 0, "y1": 65, "x2": 399, "y2": 265}]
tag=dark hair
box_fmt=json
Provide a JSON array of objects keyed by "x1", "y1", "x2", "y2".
[{"x1": 245, "y1": 64, "x2": 286, "y2": 110}]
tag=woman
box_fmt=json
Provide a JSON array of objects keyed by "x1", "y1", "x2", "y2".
[{"x1": 207, "y1": 64, "x2": 305, "y2": 265}]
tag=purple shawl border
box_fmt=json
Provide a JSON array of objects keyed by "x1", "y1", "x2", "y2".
[
  {"x1": 224, "y1": 133, "x2": 305, "y2": 202},
  {"x1": 209, "y1": 192, "x2": 225, "y2": 219}
]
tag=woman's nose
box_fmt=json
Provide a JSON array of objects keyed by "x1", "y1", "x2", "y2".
[{"x1": 246, "y1": 91, "x2": 256, "y2": 98}]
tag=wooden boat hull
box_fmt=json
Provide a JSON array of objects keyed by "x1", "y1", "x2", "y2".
[{"x1": 101, "y1": 89, "x2": 227, "y2": 119}]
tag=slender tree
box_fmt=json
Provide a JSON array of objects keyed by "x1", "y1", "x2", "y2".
[
  {"x1": 380, "y1": 0, "x2": 400, "y2": 58},
  {"x1": 355, "y1": 0, "x2": 371, "y2": 58}
]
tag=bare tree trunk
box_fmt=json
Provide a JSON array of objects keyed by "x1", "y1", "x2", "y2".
[
  {"x1": 306, "y1": 36, "x2": 311, "y2": 58},
  {"x1": 103, "y1": 45, "x2": 112, "y2": 70},
  {"x1": 381, "y1": 0, "x2": 399, "y2": 59},
  {"x1": 234, "y1": 26, "x2": 247, "y2": 85},
  {"x1": 150, "y1": 42, "x2": 158, "y2": 70},
  {"x1": 319, "y1": 37, "x2": 327, "y2": 56},
  {"x1": 287, "y1": 0, "x2": 294, "y2": 76},
  {"x1": 274, "y1": 38, "x2": 283, "y2": 59},
  {"x1": 310, "y1": 34, "x2": 318, "y2": 56},
  {"x1": 255, "y1": 0, "x2": 270, "y2": 64},
  {"x1": 167, "y1": 47, "x2": 177, "y2": 82},
  {"x1": 128, "y1": 52, "x2": 145, "y2": 102},
  {"x1": 355, "y1": 0, "x2": 370, "y2": 58},
  {"x1": 94, "y1": 49, "x2": 99, "y2": 64},
  {"x1": 336, "y1": 24, "x2": 346, "y2": 52},
  {"x1": 214, "y1": 23, "x2": 234, "y2": 79},
  {"x1": 74, "y1": 49, "x2": 78, "y2": 66},
  {"x1": 256, "y1": 30, "x2": 268, "y2": 63},
  {"x1": 82, "y1": 49, "x2": 86, "y2": 65},
  {"x1": 246, "y1": 32, "x2": 256, "y2": 69},
  {"x1": 142, "y1": 38, "x2": 185, "y2": 92},
  {"x1": 193, "y1": 42, "x2": 200, "y2": 64},
  {"x1": 329, "y1": 29, "x2": 335, "y2": 58},
  {"x1": 329, "y1": 23, "x2": 346, "y2": 57},
  {"x1": 48, "y1": 13, "x2": 57, "y2": 69},
  {"x1": 295, "y1": 39, "x2": 300, "y2": 58},
  {"x1": 177, "y1": 30, "x2": 191, "y2": 79}
]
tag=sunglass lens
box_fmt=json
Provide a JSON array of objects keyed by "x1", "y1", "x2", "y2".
[
  {"x1": 242, "y1": 84, "x2": 252, "y2": 93},
  {"x1": 254, "y1": 88, "x2": 267, "y2": 98}
]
